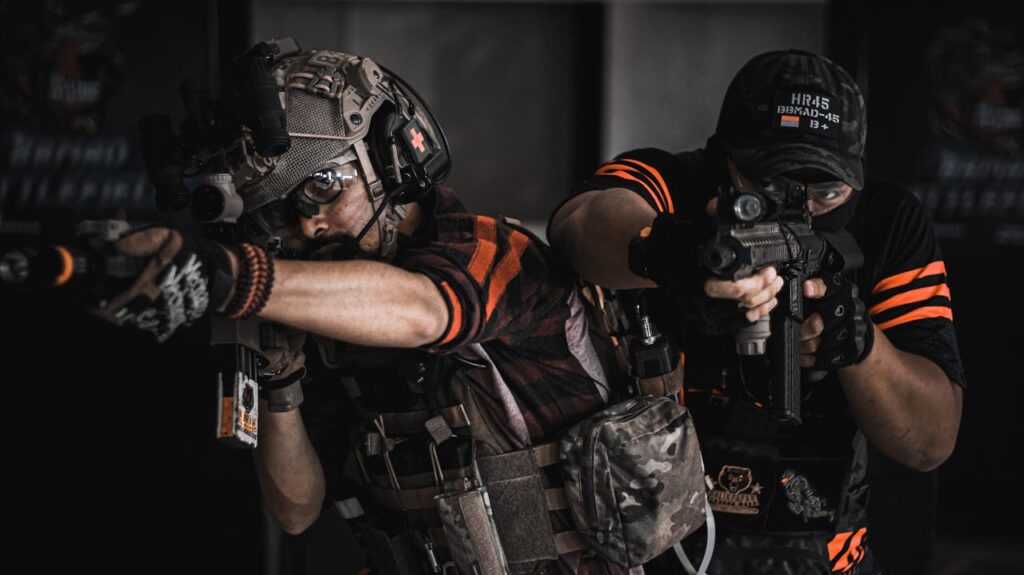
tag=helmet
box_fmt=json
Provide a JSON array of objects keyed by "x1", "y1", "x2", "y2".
[
  {"x1": 139, "y1": 37, "x2": 451, "y2": 259},
  {"x1": 237, "y1": 38, "x2": 451, "y2": 258}
]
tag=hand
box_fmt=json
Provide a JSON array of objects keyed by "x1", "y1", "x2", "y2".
[
  {"x1": 259, "y1": 324, "x2": 308, "y2": 385},
  {"x1": 695, "y1": 197, "x2": 783, "y2": 329},
  {"x1": 258, "y1": 323, "x2": 308, "y2": 413},
  {"x1": 628, "y1": 212, "x2": 704, "y2": 290},
  {"x1": 704, "y1": 266, "x2": 784, "y2": 323},
  {"x1": 799, "y1": 273, "x2": 875, "y2": 369},
  {"x1": 92, "y1": 227, "x2": 235, "y2": 341}
]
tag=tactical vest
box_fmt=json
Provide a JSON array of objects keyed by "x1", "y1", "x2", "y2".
[
  {"x1": 310, "y1": 285, "x2": 704, "y2": 575},
  {"x1": 308, "y1": 308, "x2": 604, "y2": 575}
]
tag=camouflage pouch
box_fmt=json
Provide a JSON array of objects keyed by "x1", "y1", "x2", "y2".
[{"x1": 560, "y1": 395, "x2": 706, "y2": 567}]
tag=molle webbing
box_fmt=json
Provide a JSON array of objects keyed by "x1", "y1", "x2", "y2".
[
  {"x1": 367, "y1": 439, "x2": 587, "y2": 557},
  {"x1": 371, "y1": 405, "x2": 471, "y2": 435}
]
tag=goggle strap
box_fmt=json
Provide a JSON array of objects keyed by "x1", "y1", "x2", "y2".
[{"x1": 354, "y1": 140, "x2": 384, "y2": 200}]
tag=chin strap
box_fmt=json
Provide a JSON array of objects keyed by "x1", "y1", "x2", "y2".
[{"x1": 351, "y1": 181, "x2": 406, "y2": 261}]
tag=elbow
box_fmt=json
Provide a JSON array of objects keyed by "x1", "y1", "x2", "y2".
[
  {"x1": 912, "y1": 440, "x2": 956, "y2": 472},
  {"x1": 910, "y1": 385, "x2": 963, "y2": 472},
  {"x1": 274, "y1": 506, "x2": 321, "y2": 535},
  {"x1": 410, "y1": 275, "x2": 456, "y2": 346},
  {"x1": 901, "y1": 436, "x2": 956, "y2": 472}
]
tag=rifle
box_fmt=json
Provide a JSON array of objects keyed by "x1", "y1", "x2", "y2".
[
  {"x1": 1, "y1": 38, "x2": 303, "y2": 449},
  {"x1": 699, "y1": 183, "x2": 862, "y2": 424},
  {"x1": 0, "y1": 216, "x2": 264, "y2": 448}
]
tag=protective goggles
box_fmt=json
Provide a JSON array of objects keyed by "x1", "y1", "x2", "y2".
[
  {"x1": 751, "y1": 176, "x2": 848, "y2": 203},
  {"x1": 731, "y1": 162, "x2": 850, "y2": 206},
  {"x1": 292, "y1": 159, "x2": 362, "y2": 205}
]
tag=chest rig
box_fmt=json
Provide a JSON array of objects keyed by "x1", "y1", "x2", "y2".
[{"x1": 312, "y1": 336, "x2": 590, "y2": 575}]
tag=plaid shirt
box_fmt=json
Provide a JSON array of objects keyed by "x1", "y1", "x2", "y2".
[
  {"x1": 301, "y1": 187, "x2": 619, "y2": 575},
  {"x1": 395, "y1": 187, "x2": 610, "y2": 444}
]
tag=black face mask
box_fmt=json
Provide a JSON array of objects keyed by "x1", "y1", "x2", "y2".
[{"x1": 811, "y1": 189, "x2": 860, "y2": 232}]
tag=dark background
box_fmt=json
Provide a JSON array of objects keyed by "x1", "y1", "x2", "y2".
[{"x1": 2, "y1": 1, "x2": 1021, "y2": 573}]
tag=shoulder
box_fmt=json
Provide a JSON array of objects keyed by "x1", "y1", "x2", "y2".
[
  {"x1": 853, "y1": 180, "x2": 935, "y2": 256},
  {"x1": 855, "y1": 180, "x2": 926, "y2": 221},
  {"x1": 582, "y1": 147, "x2": 714, "y2": 216}
]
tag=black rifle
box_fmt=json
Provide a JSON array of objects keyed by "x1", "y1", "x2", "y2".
[
  {"x1": 1, "y1": 38, "x2": 303, "y2": 449},
  {"x1": 699, "y1": 183, "x2": 862, "y2": 424},
  {"x1": 0, "y1": 216, "x2": 264, "y2": 448}
]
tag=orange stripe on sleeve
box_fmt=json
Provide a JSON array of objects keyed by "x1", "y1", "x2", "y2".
[
  {"x1": 869, "y1": 284, "x2": 951, "y2": 315},
  {"x1": 485, "y1": 231, "x2": 531, "y2": 320},
  {"x1": 468, "y1": 216, "x2": 498, "y2": 284},
  {"x1": 876, "y1": 306, "x2": 953, "y2": 330},
  {"x1": 621, "y1": 158, "x2": 675, "y2": 214},
  {"x1": 872, "y1": 261, "x2": 947, "y2": 294},
  {"x1": 596, "y1": 166, "x2": 665, "y2": 212},
  {"x1": 437, "y1": 281, "x2": 463, "y2": 346}
]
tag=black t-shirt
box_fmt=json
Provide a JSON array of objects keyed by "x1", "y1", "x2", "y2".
[{"x1": 571, "y1": 147, "x2": 966, "y2": 446}]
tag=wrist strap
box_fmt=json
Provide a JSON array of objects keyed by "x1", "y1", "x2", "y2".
[
  {"x1": 628, "y1": 226, "x2": 653, "y2": 279},
  {"x1": 260, "y1": 372, "x2": 305, "y2": 413}
]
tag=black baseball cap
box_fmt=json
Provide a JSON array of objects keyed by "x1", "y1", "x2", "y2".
[{"x1": 714, "y1": 50, "x2": 867, "y2": 189}]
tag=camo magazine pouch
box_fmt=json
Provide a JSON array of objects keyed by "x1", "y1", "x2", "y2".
[{"x1": 560, "y1": 395, "x2": 706, "y2": 567}]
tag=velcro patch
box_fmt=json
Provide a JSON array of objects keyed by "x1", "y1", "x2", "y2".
[
  {"x1": 402, "y1": 118, "x2": 433, "y2": 163},
  {"x1": 773, "y1": 89, "x2": 841, "y2": 139}
]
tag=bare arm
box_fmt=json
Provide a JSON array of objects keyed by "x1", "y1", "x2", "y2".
[
  {"x1": 548, "y1": 189, "x2": 658, "y2": 289},
  {"x1": 800, "y1": 280, "x2": 963, "y2": 471},
  {"x1": 837, "y1": 326, "x2": 962, "y2": 471},
  {"x1": 253, "y1": 406, "x2": 325, "y2": 534},
  {"x1": 257, "y1": 259, "x2": 449, "y2": 347},
  {"x1": 551, "y1": 190, "x2": 782, "y2": 320}
]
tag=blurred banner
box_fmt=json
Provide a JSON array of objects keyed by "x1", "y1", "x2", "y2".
[
  {"x1": 846, "y1": 2, "x2": 1024, "y2": 570},
  {"x1": 1, "y1": 1, "x2": 155, "y2": 218}
]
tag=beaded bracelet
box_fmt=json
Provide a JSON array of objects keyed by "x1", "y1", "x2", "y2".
[{"x1": 223, "y1": 243, "x2": 276, "y2": 319}]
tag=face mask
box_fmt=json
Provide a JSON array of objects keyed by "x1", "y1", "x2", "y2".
[{"x1": 811, "y1": 188, "x2": 859, "y2": 231}]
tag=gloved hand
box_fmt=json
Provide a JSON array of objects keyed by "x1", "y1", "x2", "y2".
[
  {"x1": 628, "y1": 212, "x2": 704, "y2": 291},
  {"x1": 258, "y1": 323, "x2": 308, "y2": 412},
  {"x1": 631, "y1": 213, "x2": 783, "y2": 335},
  {"x1": 92, "y1": 227, "x2": 235, "y2": 341},
  {"x1": 800, "y1": 272, "x2": 875, "y2": 369}
]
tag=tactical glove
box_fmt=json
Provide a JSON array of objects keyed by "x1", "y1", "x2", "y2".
[
  {"x1": 92, "y1": 227, "x2": 235, "y2": 341},
  {"x1": 629, "y1": 213, "x2": 751, "y2": 335},
  {"x1": 257, "y1": 324, "x2": 307, "y2": 412},
  {"x1": 804, "y1": 272, "x2": 875, "y2": 369}
]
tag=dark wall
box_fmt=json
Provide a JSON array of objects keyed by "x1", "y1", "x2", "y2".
[
  {"x1": 1, "y1": 1, "x2": 267, "y2": 572},
  {"x1": 5, "y1": 2, "x2": 1019, "y2": 574},
  {"x1": 832, "y1": 1, "x2": 1024, "y2": 573}
]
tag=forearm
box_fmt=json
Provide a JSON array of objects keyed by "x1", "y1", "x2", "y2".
[
  {"x1": 253, "y1": 406, "x2": 326, "y2": 534},
  {"x1": 839, "y1": 325, "x2": 963, "y2": 471},
  {"x1": 548, "y1": 189, "x2": 658, "y2": 289},
  {"x1": 258, "y1": 259, "x2": 448, "y2": 347}
]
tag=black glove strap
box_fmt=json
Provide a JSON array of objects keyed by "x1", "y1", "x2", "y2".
[
  {"x1": 259, "y1": 368, "x2": 306, "y2": 412},
  {"x1": 808, "y1": 273, "x2": 875, "y2": 369},
  {"x1": 628, "y1": 213, "x2": 704, "y2": 290}
]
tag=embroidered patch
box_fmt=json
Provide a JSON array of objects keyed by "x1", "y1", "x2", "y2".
[
  {"x1": 707, "y1": 465, "x2": 763, "y2": 515},
  {"x1": 402, "y1": 118, "x2": 433, "y2": 163},
  {"x1": 774, "y1": 89, "x2": 841, "y2": 139},
  {"x1": 781, "y1": 468, "x2": 836, "y2": 523}
]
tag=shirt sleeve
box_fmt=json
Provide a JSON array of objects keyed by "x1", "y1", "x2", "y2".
[
  {"x1": 864, "y1": 189, "x2": 966, "y2": 388},
  {"x1": 570, "y1": 147, "x2": 692, "y2": 215},
  {"x1": 395, "y1": 215, "x2": 564, "y2": 352}
]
